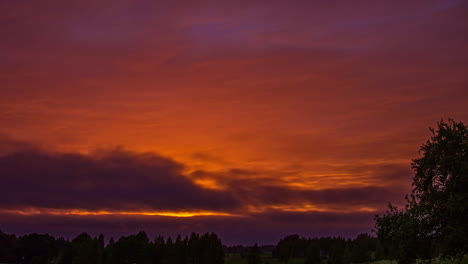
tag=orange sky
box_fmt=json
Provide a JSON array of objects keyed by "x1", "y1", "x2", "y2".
[{"x1": 1, "y1": 0, "x2": 467, "y2": 244}]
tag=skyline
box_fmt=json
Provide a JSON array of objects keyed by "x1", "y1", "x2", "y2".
[{"x1": 1, "y1": 0, "x2": 468, "y2": 244}]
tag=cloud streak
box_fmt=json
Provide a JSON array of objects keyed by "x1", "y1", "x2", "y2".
[{"x1": 0, "y1": 208, "x2": 379, "y2": 245}]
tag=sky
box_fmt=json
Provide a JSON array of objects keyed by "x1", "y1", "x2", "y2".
[{"x1": 1, "y1": 0, "x2": 467, "y2": 245}]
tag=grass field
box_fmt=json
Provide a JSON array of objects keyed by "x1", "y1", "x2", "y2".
[
  {"x1": 225, "y1": 253, "x2": 304, "y2": 264},
  {"x1": 1, "y1": 254, "x2": 466, "y2": 264},
  {"x1": 224, "y1": 254, "x2": 468, "y2": 264}
]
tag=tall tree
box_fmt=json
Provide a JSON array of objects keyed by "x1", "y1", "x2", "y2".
[
  {"x1": 0, "y1": 230, "x2": 17, "y2": 263},
  {"x1": 18, "y1": 233, "x2": 56, "y2": 264},
  {"x1": 375, "y1": 119, "x2": 468, "y2": 261},
  {"x1": 110, "y1": 231, "x2": 152, "y2": 264},
  {"x1": 304, "y1": 242, "x2": 321, "y2": 264},
  {"x1": 351, "y1": 234, "x2": 372, "y2": 263},
  {"x1": 247, "y1": 244, "x2": 262, "y2": 264}
]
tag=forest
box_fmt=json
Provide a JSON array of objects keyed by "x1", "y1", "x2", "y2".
[
  {"x1": 0, "y1": 230, "x2": 430, "y2": 264},
  {"x1": 0, "y1": 230, "x2": 225, "y2": 264}
]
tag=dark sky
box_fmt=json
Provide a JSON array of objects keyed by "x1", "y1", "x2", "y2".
[{"x1": 1, "y1": 0, "x2": 467, "y2": 245}]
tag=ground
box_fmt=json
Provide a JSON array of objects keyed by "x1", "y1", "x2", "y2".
[{"x1": 224, "y1": 253, "x2": 304, "y2": 264}]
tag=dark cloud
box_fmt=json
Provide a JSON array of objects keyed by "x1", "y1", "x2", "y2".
[
  {"x1": 191, "y1": 167, "x2": 409, "y2": 209},
  {"x1": 0, "y1": 137, "x2": 410, "y2": 213},
  {"x1": 236, "y1": 184, "x2": 407, "y2": 211},
  {"x1": 0, "y1": 139, "x2": 412, "y2": 244},
  {"x1": 0, "y1": 145, "x2": 406, "y2": 211},
  {"x1": 0, "y1": 145, "x2": 239, "y2": 211}
]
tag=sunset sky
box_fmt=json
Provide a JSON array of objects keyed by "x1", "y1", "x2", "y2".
[{"x1": 1, "y1": 0, "x2": 467, "y2": 244}]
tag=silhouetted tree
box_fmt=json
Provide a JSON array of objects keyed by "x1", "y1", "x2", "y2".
[
  {"x1": 304, "y1": 242, "x2": 321, "y2": 264},
  {"x1": 17, "y1": 233, "x2": 55, "y2": 264},
  {"x1": 199, "y1": 232, "x2": 224, "y2": 264},
  {"x1": 0, "y1": 230, "x2": 17, "y2": 263},
  {"x1": 153, "y1": 235, "x2": 165, "y2": 264},
  {"x1": 350, "y1": 234, "x2": 372, "y2": 263},
  {"x1": 72, "y1": 237, "x2": 103, "y2": 264},
  {"x1": 0, "y1": 230, "x2": 227, "y2": 264},
  {"x1": 110, "y1": 231, "x2": 152, "y2": 264},
  {"x1": 247, "y1": 244, "x2": 262, "y2": 264},
  {"x1": 274, "y1": 234, "x2": 383, "y2": 264},
  {"x1": 275, "y1": 234, "x2": 302, "y2": 262},
  {"x1": 375, "y1": 119, "x2": 468, "y2": 262},
  {"x1": 327, "y1": 237, "x2": 347, "y2": 264},
  {"x1": 103, "y1": 237, "x2": 114, "y2": 264}
]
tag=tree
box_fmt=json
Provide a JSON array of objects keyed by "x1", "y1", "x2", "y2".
[
  {"x1": 275, "y1": 234, "x2": 303, "y2": 262},
  {"x1": 375, "y1": 119, "x2": 468, "y2": 261},
  {"x1": 72, "y1": 238, "x2": 103, "y2": 264},
  {"x1": 375, "y1": 205, "x2": 421, "y2": 263},
  {"x1": 304, "y1": 242, "x2": 321, "y2": 264},
  {"x1": 247, "y1": 244, "x2": 262, "y2": 264},
  {"x1": 0, "y1": 230, "x2": 17, "y2": 263},
  {"x1": 110, "y1": 231, "x2": 152, "y2": 264},
  {"x1": 351, "y1": 234, "x2": 372, "y2": 263},
  {"x1": 410, "y1": 119, "x2": 468, "y2": 256},
  {"x1": 327, "y1": 238, "x2": 347, "y2": 264},
  {"x1": 199, "y1": 232, "x2": 224, "y2": 264},
  {"x1": 18, "y1": 233, "x2": 56, "y2": 264}
]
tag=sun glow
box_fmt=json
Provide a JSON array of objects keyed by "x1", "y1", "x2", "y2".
[
  {"x1": 2, "y1": 205, "x2": 378, "y2": 219},
  {"x1": 2, "y1": 208, "x2": 236, "y2": 218},
  {"x1": 244, "y1": 204, "x2": 378, "y2": 214}
]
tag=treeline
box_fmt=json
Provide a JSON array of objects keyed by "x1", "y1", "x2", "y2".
[
  {"x1": 225, "y1": 244, "x2": 274, "y2": 264},
  {"x1": 225, "y1": 245, "x2": 275, "y2": 255},
  {"x1": 273, "y1": 233, "x2": 390, "y2": 264},
  {"x1": 225, "y1": 234, "x2": 391, "y2": 264},
  {"x1": 0, "y1": 230, "x2": 224, "y2": 264}
]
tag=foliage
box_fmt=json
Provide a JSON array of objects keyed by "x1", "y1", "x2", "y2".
[
  {"x1": 350, "y1": 233, "x2": 373, "y2": 263},
  {"x1": 0, "y1": 230, "x2": 17, "y2": 263},
  {"x1": 0, "y1": 230, "x2": 224, "y2": 264},
  {"x1": 375, "y1": 119, "x2": 468, "y2": 262},
  {"x1": 304, "y1": 242, "x2": 320, "y2": 264},
  {"x1": 273, "y1": 234, "x2": 380, "y2": 264},
  {"x1": 247, "y1": 244, "x2": 262, "y2": 264},
  {"x1": 18, "y1": 233, "x2": 56, "y2": 264}
]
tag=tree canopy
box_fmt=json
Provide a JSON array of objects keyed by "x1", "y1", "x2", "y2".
[
  {"x1": 375, "y1": 119, "x2": 468, "y2": 262},
  {"x1": 0, "y1": 230, "x2": 224, "y2": 264}
]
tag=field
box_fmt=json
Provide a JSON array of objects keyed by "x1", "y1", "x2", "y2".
[
  {"x1": 224, "y1": 255, "x2": 468, "y2": 264},
  {"x1": 225, "y1": 253, "x2": 304, "y2": 264}
]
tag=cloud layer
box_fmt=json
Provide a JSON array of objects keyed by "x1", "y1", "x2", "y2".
[
  {"x1": 0, "y1": 141, "x2": 406, "y2": 211},
  {"x1": 0, "y1": 140, "x2": 408, "y2": 243}
]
